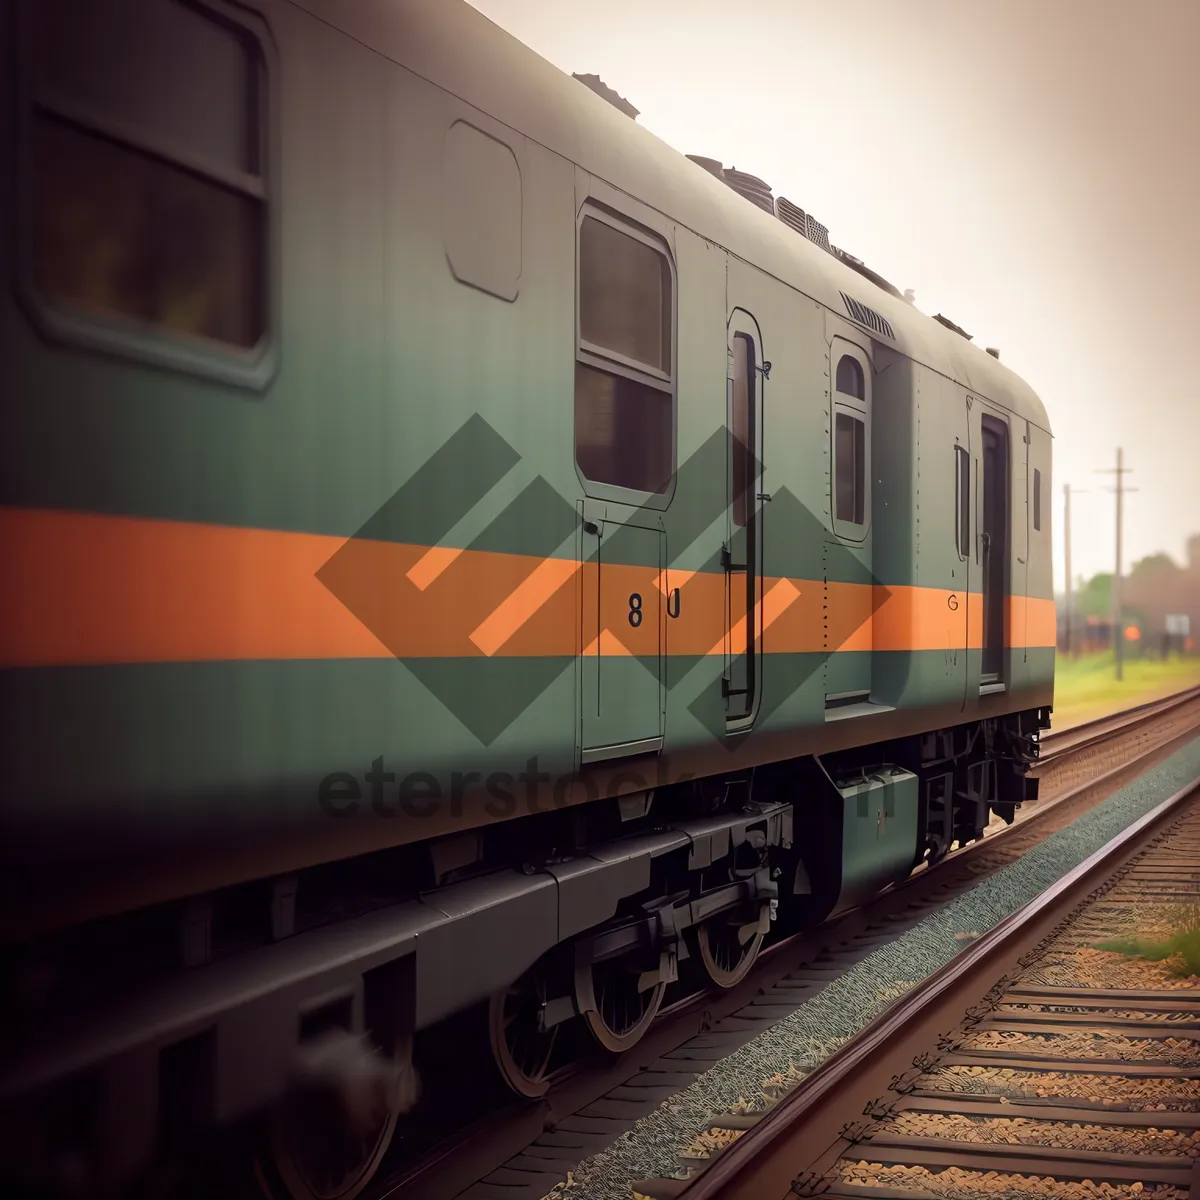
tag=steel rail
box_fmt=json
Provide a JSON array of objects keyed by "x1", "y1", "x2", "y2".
[
  {"x1": 1038, "y1": 681, "x2": 1200, "y2": 764},
  {"x1": 375, "y1": 693, "x2": 1200, "y2": 1200},
  {"x1": 891, "y1": 681, "x2": 1200, "y2": 883},
  {"x1": 619, "y1": 683, "x2": 1200, "y2": 1026},
  {"x1": 670, "y1": 775, "x2": 1200, "y2": 1200}
]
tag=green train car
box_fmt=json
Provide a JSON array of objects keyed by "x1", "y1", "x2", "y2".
[{"x1": 0, "y1": 0, "x2": 1055, "y2": 1194}]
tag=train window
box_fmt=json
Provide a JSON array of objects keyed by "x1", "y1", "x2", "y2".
[
  {"x1": 1033, "y1": 468, "x2": 1042, "y2": 531},
  {"x1": 834, "y1": 412, "x2": 865, "y2": 525},
  {"x1": 32, "y1": 119, "x2": 263, "y2": 348},
  {"x1": 731, "y1": 334, "x2": 755, "y2": 528},
  {"x1": 574, "y1": 364, "x2": 673, "y2": 493},
  {"x1": 956, "y1": 445, "x2": 970, "y2": 557},
  {"x1": 835, "y1": 354, "x2": 864, "y2": 400},
  {"x1": 576, "y1": 213, "x2": 675, "y2": 493},
  {"x1": 579, "y1": 216, "x2": 671, "y2": 371},
  {"x1": 26, "y1": 0, "x2": 267, "y2": 352}
]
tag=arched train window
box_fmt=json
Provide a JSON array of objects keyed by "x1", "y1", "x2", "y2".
[
  {"x1": 835, "y1": 354, "x2": 864, "y2": 399},
  {"x1": 831, "y1": 347, "x2": 869, "y2": 537}
]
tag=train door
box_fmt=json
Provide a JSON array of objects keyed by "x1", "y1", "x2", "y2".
[
  {"x1": 952, "y1": 397, "x2": 972, "y2": 706},
  {"x1": 580, "y1": 505, "x2": 665, "y2": 763},
  {"x1": 573, "y1": 201, "x2": 672, "y2": 765},
  {"x1": 824, "y1": 337, "x2": 873, "y2": 711},
  {"x1": 1020, "y1": 419, "x2": 1032, "y2": 656},
  {"x1": 980, "y1": 413, "x2": 1009, "y2": 685},
  {"x1": 723, "y1": 309, "x2": 765, "y2": 731}
]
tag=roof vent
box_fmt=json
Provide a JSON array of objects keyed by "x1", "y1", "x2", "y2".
[
  {"x1": 933, "y1": 313, "x2": 973, "y2": 341},
  {"x1": 572, "y1": 74, "x2": 639, "y2": 119},
  {"x1": 774, "y1": 196, "x2": 831, "y2": 252},
  {"x1": 686, "y1": 154, "x2": 725, "y2": 179},
  {"x1": 840, "y1": 292, "x2": 896, "y2": 342},
  {"x1": 722, "y1": 167, "x2": 774, "y2": 214},
  {"x1": 985, "y1": 347, "x2": 1000, "y2": 359},
  {"x1": 832, "y1": 247, "x2": 903, "y2": 300}
]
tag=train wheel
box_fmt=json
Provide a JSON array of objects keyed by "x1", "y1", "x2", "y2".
[
  {"x1": 580, "y1": 959, "x2": 665, "y2": 1054},
  {"x1": 261, "y1": 1035, "x2": 416, "y2": 1200},
  {"x1": 489, "y1": 966, "x2": 559, "y2": 1099},
  {"x1": 696, "y1": 911, "x2": 765, "y2": 989}
]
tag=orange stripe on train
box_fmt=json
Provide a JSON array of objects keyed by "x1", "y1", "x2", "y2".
[{"x1": 0, "y1": 508, "x2": 1056, "y2": 667}]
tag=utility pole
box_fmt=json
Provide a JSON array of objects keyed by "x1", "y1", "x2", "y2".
[
  {"x1": 1096, "y1": 450, "x2": 1137, "y2": 681},
  {"x1": 1063, "y1": 484, "x2": 1088, "y2": 659}
]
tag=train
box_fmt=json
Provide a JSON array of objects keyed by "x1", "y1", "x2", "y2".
[{"x1": 0, "y1": 0, "x2": 1055, "y2": 1196}]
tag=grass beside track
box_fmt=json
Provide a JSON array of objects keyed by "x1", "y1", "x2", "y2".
[
  {"x1": 1052, "y1": 651, "x2": 1200, "y2": 730},
  {"x1": 1096, "y1": 901, "x2": 1200, "y2": 978}
]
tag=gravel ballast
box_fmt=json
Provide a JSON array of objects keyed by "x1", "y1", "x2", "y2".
[{"x1": 539, "y1": 733, "x2": 1200, "y2": 1200}]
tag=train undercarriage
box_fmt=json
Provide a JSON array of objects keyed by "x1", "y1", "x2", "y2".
[{"x1": 0, "y1": 707, "x2": 1050, "y2": 1200}]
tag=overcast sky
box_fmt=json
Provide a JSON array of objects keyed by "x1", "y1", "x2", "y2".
[{"x1": 467, "y1": 0, "x2": 1200, "y2": 590}]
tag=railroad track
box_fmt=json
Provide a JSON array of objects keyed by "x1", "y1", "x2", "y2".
[
  {"x1": 367, "y1": 689, "x2": 1200, "y2": 1200},
  {"x1": 639, "y1": 771, "x2": 1200, "y2": 1200},
  {"x1": 954, "y1": 684, "x2": 1200, "y2": 856},
  {"x1": 1038, "y1": 685, "x2": 1200, "y2": 768}
]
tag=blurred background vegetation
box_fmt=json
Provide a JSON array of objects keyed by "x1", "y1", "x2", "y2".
[{"x1": 1055, "y1": 545, "x2": 1200, "y2": 728}]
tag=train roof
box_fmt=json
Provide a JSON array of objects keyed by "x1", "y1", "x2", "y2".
[{"x1": 294, "y1": 0, "x2": 1052, "y2": 436}]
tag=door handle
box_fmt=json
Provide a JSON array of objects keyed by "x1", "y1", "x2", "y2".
[
  {"x1": 583, "y1": 520, "x2": 599, "y2": 535},
  {"x1": 667, "y1": 588, "x2": 681, "y2": 619}
]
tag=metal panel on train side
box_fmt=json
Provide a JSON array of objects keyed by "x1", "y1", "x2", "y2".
[
  {"x1": 718, "y1": 257, "x2": 829, "y2": 743},
  {"x1": 855, "y1": 363, "x2": 975, "y2": 715},
  {"x1": 0, "y1": 4, "x2": 591, "y2": 923},
  {"x1": 821, "y1": 311, "x2": 876, "y2": 709},
  {"x1": 723, "y1": 305, "x2": 767, "y2": 734},
  {"x1": 660, "y1": 253, "x2": 834, "y2": 754},
  {"x1": 579, "y1": 505, "x2": 665, "y2": 764},
  {"x1": 1010, "y1": 422, "x2": 1055, "y2": 695},
  {"x1": 967, "y1": 395, "x2": 1014, "y2": 698},
  {"x1": 0, "y1": 0, "x2": 1057, "y2": 939},
  {"x1": 655, "y1": 224, "x2": 730, "y2": 752},
  {"x1": 1030, "y1": 423, "x2": 1055, "y2": 685},
  {"x1": 868, "y1": 350, "x2": 917, "y2": 708},
  {"x1": 3, "y1": 3, "x2": 404, "y2": 905},
  {"x1": 293, "y1": 2, "x2": 1053, "y2": 452},
  {"x1": 743, "y1": 285, "x2": 829, "y2": 742},
  {"x1": 1009, "y1": 418, "x2": 1034, "y2": 695},
  {"x1": 833, "y1": 767, "x2": 920, "y2": 914},
  {"x1": 570, "y1": 170, "x2": 674, "y2": 767},
  {"x1": 948, "y1": 385, "x2": 974, "y2": 708}
]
